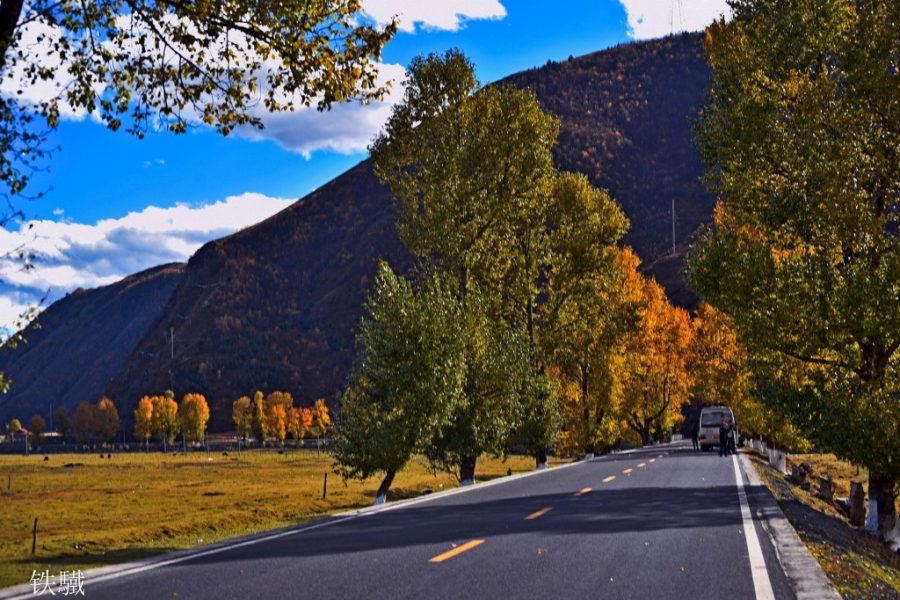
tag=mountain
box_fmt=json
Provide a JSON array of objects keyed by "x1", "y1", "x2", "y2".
[
  {"x1": 103, "y1": 163, "x2": 411, "y2": 431},
  {"x1": 504, "y1": 32, "x2": 712, "y2": 265},
  {"x1": 3, "y1": 33, "x2": 714, "y2": 432},
  {"x1": 0, "y1": 263, "x2": 185, "y2": 426}
]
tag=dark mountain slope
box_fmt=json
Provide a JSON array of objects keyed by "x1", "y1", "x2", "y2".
[
  {"x1": 0, "y1": 263, "x2": 185, "y2": 425},
  {"x1": 104, "y1": 162, "x2": 410, "y2": 431},
  {"x1": 505, "y1": 32, "x2": 711, "y2": 269}
]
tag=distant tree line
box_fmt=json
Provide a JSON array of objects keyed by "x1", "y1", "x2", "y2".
[{"x1": 3, "y1": 390, "x2": 330, "y2": 452}]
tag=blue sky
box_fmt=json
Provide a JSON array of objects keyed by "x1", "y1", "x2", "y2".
[{"x1": 0, "y1": 0, "x2": 731, "y2": 327}]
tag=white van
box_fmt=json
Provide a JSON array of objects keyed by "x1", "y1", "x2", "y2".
[{"x1": 697, "y1": 406, "x2": 735, "y2": 451}]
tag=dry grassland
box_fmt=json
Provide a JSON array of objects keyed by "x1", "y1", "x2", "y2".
[{"x1": 0, "y1": 449, "x2": 553, "y2": 589}]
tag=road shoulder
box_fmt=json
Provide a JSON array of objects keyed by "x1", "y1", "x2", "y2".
[{"x1": 738, "y1": 451, "x2": 843, "y2": 600}]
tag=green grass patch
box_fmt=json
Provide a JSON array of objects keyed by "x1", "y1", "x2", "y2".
[{"x1": 0, "y1": 450, "x2": 561, "y2": 589}]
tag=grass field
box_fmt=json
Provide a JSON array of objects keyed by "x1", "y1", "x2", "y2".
[{"x1": 0, "y1": 449, "x2": 558, "y2": 590}]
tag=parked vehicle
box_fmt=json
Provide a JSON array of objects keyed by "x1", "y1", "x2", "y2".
[{"x1": 697, "y1": 406, "x2": 736, "y2": 452}]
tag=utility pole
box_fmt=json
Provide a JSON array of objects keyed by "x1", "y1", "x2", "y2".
[
  {"x1": 170, "y1": 327, "x2": 174, "y2": 360},
  {"x1": 672, "y1": 199, "x2": 676, "y2": 255}
]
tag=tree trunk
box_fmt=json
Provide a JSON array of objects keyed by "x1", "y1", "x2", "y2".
[
  {"x1": 460, "y1": 454, "x2": 476, "y2": 486},
  {"x1": 0, "y1": 0, "x2": 25, "y2": 71},
  {"x1": 868, "y1": 475, "x2": 900, "y2": 550},
  {"x1": 581, "y1": 362, "x2": 592, "y2": 457},
  {"x1": 374, "y1": 470, "x2": 396, "y2": 505},
  {"x1": 535, "y1": 447, "x2": 547, "y2": 470}
]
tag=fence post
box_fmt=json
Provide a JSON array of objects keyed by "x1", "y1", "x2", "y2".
[
  {"x1": 323, "y1": 472, "x2": 328, "y2": 500},
  {"x1": 32, "y1": 518, "x2": 38, "y2": 555}
]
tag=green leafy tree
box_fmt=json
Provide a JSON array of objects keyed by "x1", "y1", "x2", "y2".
[
  {"x1": 252, "y1": 390, "x2": 268, "y2": 443},
  {"x1": 52, "y1": 406, "x2": 73, "y2": 442},
  {"x1": 423, "y1": 306, "x2": 538, "y2": 483},
  {"x1": 5, "y1": 417, "x2": 21, "y2": 440},
  {"x1": 334, "y1": 263, "x2": 467, "y2": 502},
  {"x1": 232, "y1": 396, "x2": 253, "y2": 441},
  {"x1": 686, "y1": 0, "x2": 900, "y2": 547},
  {"x1": 150, "y1": 395, "x2": 179, "y2": 451},
  {"x1": 539, "y1": 176, "x2": 635, "y2": 457},
  {"x1": 0, "y1": 0, "x2": 397, "y2": 207},
  {"x1": 28, "y1": 414, "x2": 45, "y2": 446},
  {"x1": 72, "y1": 401, "x2": 94, "y2": 445},
  {"x1": 178, "y1": 393, "x2": 210, "y2": 443},
  {"x1": 370, "y1": 49, "x2": 567, "y2": 480}
]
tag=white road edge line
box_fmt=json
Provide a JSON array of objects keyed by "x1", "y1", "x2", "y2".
[{"x1": 733, "y1": 453, "x2": 776, "y2": 600}]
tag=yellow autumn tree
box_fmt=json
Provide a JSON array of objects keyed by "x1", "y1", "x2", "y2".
[
  {"x1": 134, "y1": 396, "x2": 154, "y2": 448},
  {"x1": 620, "y1": 278, "x2": 693, "y2": 446},
  {"x1": 545, "y1": 247, "x2": 643, "y2": 457},
  {"x1": 689, "y1": 302, "x2": 809, "y2": 451},
  {"x1": 311, "y1": 399, "x2": 331, "y2": 437},
  {"x1": 150, "y1": 395, "x2": 179, "y2": 451},
  {"x1": 178, "y1": 393, "x2": 210, "y2": 443},
  {"x1": 266, "y1": 404, "x2": 287, "y2": 445},
  {"x1": 287, "y1": 407, "x2": 313, "y2": 447},
  {"x1": 265, "y1": 391, "x2": 294, "y2": 415},
  {"x1": 265, "y1": 391, "x2": 292, "y2": 445},
  {"x1": 94, "y1": 397, "x2": 120, "y2": 444}
]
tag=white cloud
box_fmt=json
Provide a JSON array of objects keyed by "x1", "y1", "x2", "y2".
[
  {"x1": 363, "y1": 0, "x2": 506, "y2": 33},
  {"x1": 238, "y1": 62, "x2": 407, "y2": 157},
  {"x1": 619, "y1": 0, "x2": 731, "y2": 39},
  {"x1": 4, "y1": 2, "x2": 505, "y2": 158},
  {"x1": 0, "y1": 193, "x2": 294, "y2": 329}
]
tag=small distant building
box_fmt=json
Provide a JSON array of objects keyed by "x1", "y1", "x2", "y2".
[{"x1": 9, "y1": 428, "x2": 30, "y2": 440}]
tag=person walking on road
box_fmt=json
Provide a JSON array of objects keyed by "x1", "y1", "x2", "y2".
[{"x1": 691, "y1": 423, "x2": 699, "y2": 451}]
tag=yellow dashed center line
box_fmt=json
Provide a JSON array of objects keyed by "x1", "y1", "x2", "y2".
[
  {"x1": 637, "y1": 462, "x2": 646, "y2": 468},
  {"x1": 574, "y1": 488, "x2": 591, "y2": 497},
  {"x1": 623, "y1": 468, "x2": 633, "y2": 474},
  {"x1": 649, "y1": 459, "x2": 656, "y2": 463},
  {"x1": 429, "y1": 540, "x2": 485, "y2": 563},
  {"x1": 603, "y1": 475, "x2": 616, "y2": 483},
  {"x1": 525, "y1": 507, "x2": 553, "y2": 520}
]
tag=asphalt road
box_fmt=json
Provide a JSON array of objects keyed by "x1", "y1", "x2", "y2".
[{"x1": 10, "y1": 443, "x2": 805, "y2": 599}]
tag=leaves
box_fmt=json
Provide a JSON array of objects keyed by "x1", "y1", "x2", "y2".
[
  {"x1": 0, "y1": 0, "x2": 397, "y2": 210},
  {"x1": 333, "y1": 262, "x2": 467, "y2": 481},
  {"x1": 688, "y1": 0, "x2": 900, "y2": 480},
  {"x1": 178, "y1": 393, "x2": 209, "y2": 443}
]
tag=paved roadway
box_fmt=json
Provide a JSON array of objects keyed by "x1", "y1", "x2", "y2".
[{"x1": 8, "y1": 443, "x2": 812, "y2": 599}]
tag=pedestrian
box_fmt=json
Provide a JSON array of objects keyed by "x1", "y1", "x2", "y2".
[
  {"x1": 718, "y1": 418, "x2": 728, "y2": 457},
  {"x1": 691, "y1": 423, "x2": 699, "y2": 451}
]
